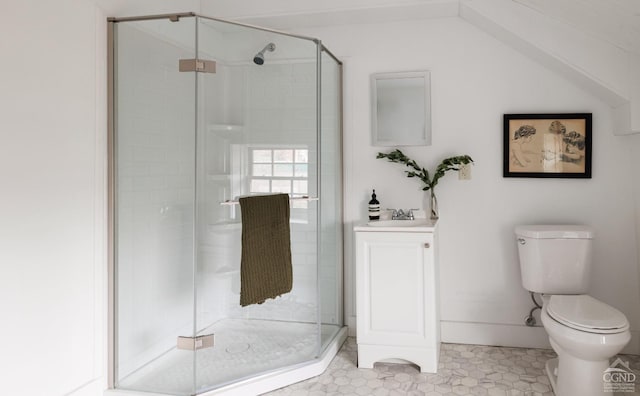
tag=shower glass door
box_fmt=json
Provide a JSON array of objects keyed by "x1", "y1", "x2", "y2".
[
  {"x1": 113, "y1": 16, "x2": 199, "y2": 395},
  {"x1": 193, "y1": 16, "x2": 321, "y2": 393}
]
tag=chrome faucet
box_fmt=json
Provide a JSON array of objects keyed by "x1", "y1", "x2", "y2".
[{"x1": 390, "y1": 209, "x2": 416, "y2": 220}]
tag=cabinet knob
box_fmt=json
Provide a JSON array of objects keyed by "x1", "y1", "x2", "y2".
[{"x1": 424, "y1": 243, "x2": 430, "y2": 248}]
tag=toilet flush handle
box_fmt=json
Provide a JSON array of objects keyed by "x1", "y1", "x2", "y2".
[{"x1": 517, "y1": 238, "x2": 526, "y2": 245}]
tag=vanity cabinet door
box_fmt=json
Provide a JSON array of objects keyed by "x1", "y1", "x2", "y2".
[{"x1": 355, "y1": 231, "x2": 437, "y2": 348}]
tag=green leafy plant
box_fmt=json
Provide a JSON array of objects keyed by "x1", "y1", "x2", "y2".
[{"x1": 376, "y1": 149, "x2": 474, "y2": 219}]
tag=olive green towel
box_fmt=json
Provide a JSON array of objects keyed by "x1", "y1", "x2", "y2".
[{"x1": 239, "y1": 194, "x2": 293, "y2": 306}]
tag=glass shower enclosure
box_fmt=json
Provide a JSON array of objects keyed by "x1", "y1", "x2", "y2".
[{"x1": 107, "y1": 13, "x2": 343, "y2": 395}]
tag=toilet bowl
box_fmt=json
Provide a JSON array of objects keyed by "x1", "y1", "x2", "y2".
[{"x1": 541, "y1": 295, "x2": 631, "y2": 396}]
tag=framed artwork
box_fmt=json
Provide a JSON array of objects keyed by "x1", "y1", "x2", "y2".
[{"x1": 503, "y1": 113, "x2": 592, "y2": 178}]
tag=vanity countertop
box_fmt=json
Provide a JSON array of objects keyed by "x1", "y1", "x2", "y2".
[{"x1": 354, "y1": 219, "x2": 437, "y2": 232}]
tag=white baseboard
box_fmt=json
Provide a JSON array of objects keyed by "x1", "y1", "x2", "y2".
[
  {"x1": 440, "y1": 321, "x2": 640, "y2": 355},
  {"x1": 440, "y1": 320, "x2": 551, "y2": 349}
]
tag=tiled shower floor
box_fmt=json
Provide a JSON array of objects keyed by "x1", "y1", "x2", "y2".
[
  {"x1": 118, "y1": 319, "x2": 340, "y2": 395},
  {"x1": 266, "y1": 337, "x2": 640, "y2": 396}
]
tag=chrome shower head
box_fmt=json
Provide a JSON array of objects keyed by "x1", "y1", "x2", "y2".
[{"x1": 253, "y1": 43, "x2": 276, "y2": 65}]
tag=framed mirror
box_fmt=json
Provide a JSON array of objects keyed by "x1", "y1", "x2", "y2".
[{"x1": 371, "y1": 71, "x2": 431, "y2": 146}]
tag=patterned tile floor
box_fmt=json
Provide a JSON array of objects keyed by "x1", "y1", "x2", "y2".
[{"x1": 265, "y1": 337, "x2": 640, "y2": 396}]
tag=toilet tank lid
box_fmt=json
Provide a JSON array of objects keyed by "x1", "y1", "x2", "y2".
[{"x1": 515, "y1": 225, "x2": 594, "y2": 239}]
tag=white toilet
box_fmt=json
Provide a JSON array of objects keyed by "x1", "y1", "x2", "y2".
[{"x1": 515, "y1": 225, "x2": 631, "y2": 396}]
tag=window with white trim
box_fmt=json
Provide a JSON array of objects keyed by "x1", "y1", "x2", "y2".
[{"x1": 249, "y1": 148, "x2": 309, "y2": 209}]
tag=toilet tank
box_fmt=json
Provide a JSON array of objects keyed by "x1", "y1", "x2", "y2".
[{"x1": 515, "y1": 225, "x2": 594, "y2": 294}]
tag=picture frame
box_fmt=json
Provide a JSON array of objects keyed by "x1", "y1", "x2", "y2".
[{"x1": 503, "y1": 113, "x2": 592, "y2": 178}]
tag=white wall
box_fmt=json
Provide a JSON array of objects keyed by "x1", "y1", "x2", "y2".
[
  {"x1": 0, "y1": 1, "x2": 107, "y2": 395},
  {"x1": 291, "y1": 17, "x2": 640, "y2": 352},
  {"x1": 0, "y1": 1, "x2": 200, "y2": 395}
]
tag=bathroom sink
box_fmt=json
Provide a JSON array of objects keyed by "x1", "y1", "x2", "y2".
[
  {"x1": 355, "y1": 218, "x2": 436, "y2": 233},
  {"x1": 367, "y1": 219, "x2": 432, "y2": 227}
]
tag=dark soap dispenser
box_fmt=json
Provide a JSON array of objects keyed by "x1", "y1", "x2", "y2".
[{"x1": 368, "y1": 189, "x2": 380, "y2": 220}]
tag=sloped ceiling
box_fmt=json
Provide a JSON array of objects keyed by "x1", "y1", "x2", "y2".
[
  {"x1": 459, "y1": 0, "x2": 639, "y2": 134},
  {"x1": 200, "y1": 0, "x2": 456, "y2": 20},
  {"x1": 103, "y1": 0, "x2": 639, "y2": 133},
  {"x1": 514, "y1": 0, "x2": 640, "y2": 55},
  {"x1": 100, "y1": 0, "x2": 639, "y2": 53},
  {"x1": 200, "y1": 0, "x2": 459, "y2": 28}
]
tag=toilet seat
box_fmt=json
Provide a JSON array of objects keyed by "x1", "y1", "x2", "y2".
[{"x1": 546, "y1": 295, "x2": 629, "y2": 334}]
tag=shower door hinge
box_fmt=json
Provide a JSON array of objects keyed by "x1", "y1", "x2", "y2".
[
  {"x1": 177, "y1": 334, "x2": 214, "y2": 350},
  {"x1": 179, "y1": 59, "x2": 216, "y2": 73}
]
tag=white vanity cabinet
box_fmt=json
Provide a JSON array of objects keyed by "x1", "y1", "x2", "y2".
[{"x1": 354, "y1": 222, "x2": 440, "y2": 373}]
